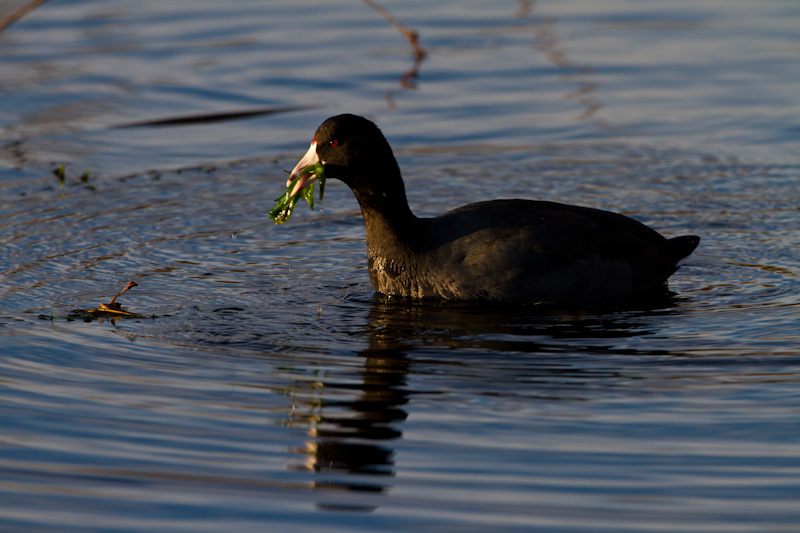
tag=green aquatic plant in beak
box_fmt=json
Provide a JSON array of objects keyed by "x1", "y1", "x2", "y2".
[{"x1": 269, "y1": 163, "x2": 326, "y2": 224}]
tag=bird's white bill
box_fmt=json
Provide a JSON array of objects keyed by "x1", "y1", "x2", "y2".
[{"x1": 287, "y1": 141, "x2": 320, "y2": 196}]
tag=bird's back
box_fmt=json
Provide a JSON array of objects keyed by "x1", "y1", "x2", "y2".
[{"x1": 403, "y1": 199, "x2": 699, "y2": 303}]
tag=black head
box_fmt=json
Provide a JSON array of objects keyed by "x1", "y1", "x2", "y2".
[
  {"x1": 313, "y1": 114, "x2": 399, "y2": 188},
  {"x1": 289, "y1": 114, "x2": 407, "y2": 209}
]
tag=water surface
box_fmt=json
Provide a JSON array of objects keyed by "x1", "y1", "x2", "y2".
[{"x1": 1, "y1": 0, "x2": 799, "y2": 531}]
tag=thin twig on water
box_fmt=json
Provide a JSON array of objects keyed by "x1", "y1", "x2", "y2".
[
  {"x1": 0, "y1": 0, "x2": 49, "y2": 34},
  {"x1": 360, "y1": 0, "x2": 426, "y2": 60},
  {"x1": 107, "y1": 281, "x2": 138, "y2": 309}
]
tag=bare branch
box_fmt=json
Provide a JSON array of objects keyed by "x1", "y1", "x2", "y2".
[
  {"x1": 107, "y1": 281, "x2": 138, "y2": 309},
  {"x1": 361, "y1": 0, "x2": 426, "y2": 60},
  {"x1": 0, "y1": 0, "x2": 49, "y2": 34}
]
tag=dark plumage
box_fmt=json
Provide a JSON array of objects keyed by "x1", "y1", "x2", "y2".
[{"x1": 286, "y1": 114, "x2": 699, "y2": 304}]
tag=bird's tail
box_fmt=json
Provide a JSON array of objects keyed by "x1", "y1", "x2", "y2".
[{"x1": 668, "y1": 235, "x2": 700, "y2": 266}]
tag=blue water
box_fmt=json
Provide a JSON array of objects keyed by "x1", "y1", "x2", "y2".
[{"x1": 1, "y1": 0, "x2": 799, "y2": 531}]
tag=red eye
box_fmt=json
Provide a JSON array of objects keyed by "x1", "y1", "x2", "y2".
[
  {"x1": 329, "y1": 139, "x2": 338, "y2": 147},
  {"x1": 312, "y1": 136, "x2": 317, "y2": 143}
]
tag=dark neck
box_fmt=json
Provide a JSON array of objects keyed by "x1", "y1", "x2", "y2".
[{"x1": 351, "y1": 170, "x2": 420, "y2": 253}]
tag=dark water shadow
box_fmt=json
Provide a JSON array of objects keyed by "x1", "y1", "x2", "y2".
[
  {"x1": 285, "y1": 341, "x2": 410, "y2": 513},
  {"x1": 110, "y1": 104, "x2": 320, "y2": 129},
  {"x1": 274, "y1": 292, "x2": 687, "y2": 511},
  {"x1": 367, "y1": 291, "x2": 684, "y2": 347}
]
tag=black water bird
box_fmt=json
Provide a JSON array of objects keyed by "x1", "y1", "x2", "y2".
[{"x1": 286, "y1": 114, "x2": 699, "y2": 304}]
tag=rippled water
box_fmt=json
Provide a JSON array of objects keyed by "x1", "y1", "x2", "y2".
[{"x1": 1, "y1": 0, "x2": 799, "y2": 531}]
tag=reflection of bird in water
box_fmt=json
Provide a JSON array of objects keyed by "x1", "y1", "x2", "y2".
[
  {"x1": 285, "y1": 321, "x2": 411, "y2": 512},
  {"x1": 282, "y1": 294, "x2": 679, "y2": 512}
]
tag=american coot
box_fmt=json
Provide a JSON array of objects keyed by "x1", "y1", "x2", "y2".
[{"x1": 286, "y1": 114, "x2": 699, "y2": 304}]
